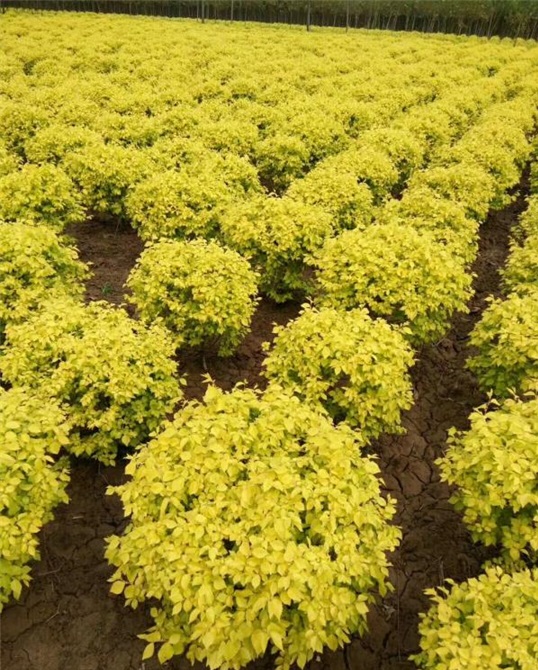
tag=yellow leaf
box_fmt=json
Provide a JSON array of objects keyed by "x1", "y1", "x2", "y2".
[
  {"x1": 110, "y1": 581, "x2": 125, "y2": 595},
  {"x1": 158, "y1": 642, "x2": 175, "y2": 664},
  {"x1": 251, "y1": 629, "x2": 269, "y2": 655},
  {"x1": 268, "y1": 597, "x2": 283, "y2": 620},
  {"x1": 142, "y1": 643, "x2": 155, "y2": 661}
]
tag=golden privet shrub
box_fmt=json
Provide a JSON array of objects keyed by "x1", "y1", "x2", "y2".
[
  {"x1": 327, "y1": 145, "x2": 400, "y2": 202},
  {"x1": 286, "y1": 165, "x2": 375, "y2": 232},
  {"x1": 468, "y1": 289, "x2": 538, "y2": 397},
  {"x1": 407, "y1": 163, "x2": 496, "y2": 220},
  {"x1": 0, "y1": 388, "x2": 70, "y2": 610},
  {"x1": 252, "y1": 132, "x2": 311, "y2": 193},
  {"x1": 413, "y1": 567, "x2": 538, "y2": 669},
  {"x1": 64, "y1": 142, "x2": 154, "y2": 218},
  {"x1": 105, "y1": 385, "x2": 401, "y2": 670},
  {"x1": 377, "y1": 186, "x2": 479, "y2": 265},
  {"x1": 263, "y1": 306, "x2": 414, "y2": 437},
  {"x1": 126, "y1": 239, "x2": 259, "y2": 356},
  {"x1": 0, "y1": 299, "x2": 182, "y2": 464},
  {"x1": 0, "y1": 103, "x2": 49, "y2": 158},
  {"x1": 440, "y1": 126, "x2": 529, "y2": 209},
  {"x1": 0, "y1": 223, "x2": 88, "y2": 333},
  {"x1": 125, "y1": 167, "x2": 231, "y2": 241},
  {"x1": 438, "y1": 396, "x2": 538, "y2": 564},
  {"x1": 314, "y1": 223, "x2": 473, "y2": 345},
  {"x1": 221, "y1": 196, "x2": 333, "y2": 302},
  {"x1": 0, "y1": 163, "x2": 84, "y2": 231},
  {"x1": 358, "y1": 126, "x2": 426, "y2": 185}
]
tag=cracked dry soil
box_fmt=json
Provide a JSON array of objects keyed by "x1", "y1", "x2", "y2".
[{"x1": 0, "y1": 181, "x2": 528, "y2": 670}]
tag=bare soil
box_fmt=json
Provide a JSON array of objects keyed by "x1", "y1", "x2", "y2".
[{"x1": 0, "y1": 182, "x2": 528, "y2": 670}]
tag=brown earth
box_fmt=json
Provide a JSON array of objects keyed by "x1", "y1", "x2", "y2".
[{"x1": 0, "y1": 181, "x2": 528, "y2": 670}]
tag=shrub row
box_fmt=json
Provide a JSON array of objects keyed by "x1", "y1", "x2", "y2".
[
  {"x1": 436, "y1": 178, "x2": 538, "y2": 566},
  {"x1": 0, "y1": 225, "x2": 185, "y2": 605},
  {"x1": 469, "y1": 188, "x2": 538, "y2": 397},
  {"x1": 313, "y1": 90, "x2": 536, "y2": 346},
  {"x1": 286, "y1": 61, "x2": 523, "y2": 233},
  {"x1": 220, "y1": 62, "x2": 535, "y2": 306},
  {"x1": 415, "y1": 161, "x2": 538, "y2": 667}
]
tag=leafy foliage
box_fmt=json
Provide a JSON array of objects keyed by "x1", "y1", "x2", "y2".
[
  {"x1": 0, "y1": 387, "x2": 70, "y2": 610},
  {"x1": 147, "y1": 136, "x2": 209, "y2": 171},
  {"x1": 221, "y1": 196, "x2": 333, "y2": 303},
  {"x1": 0, "y1": 222, "x2": 88, "y2": 333},
  {"x1": 532, "y1": 161, "x2": 538, "y2": 195},
  {"x1": 502, "y1": 234, "x2": 538, "y2": 295},
  {"x1": 437, "y1": 122, "x2": 530, "y2": 208},
  {"x1": 377, "y1": 186, "x2": 479, "y2": 264},
  {"x1": 0, "y1": 102, "x2": 49, "y2": 158},
  {"x1": 468, "y1": 289, "x2": 538, "y2": 397},
  {"x1": 438, "y1": 396, "x2": 538, "y2": 563},
  {"x1": 358, "y1": 126, "x2": 426, "y2": 186},
  {"x1": 503, "y1": 194, "x2": 538, "y2": 294},
  {"x1": 128, "y1": 148, "x2": 262, "y2": 242},
  {"x1": 414, "y1": 567, "x2": 538, "y2": 669},
  {"x1": 64, "y1": 143, "x2": 154, "y2": 218},
  {"x1": 285, "y1": 110, "x2": 349, "y2": 165},
  {"x1": 24, "y1": 124, "x2": 102, "y2": 165},
  {"x1": 518, "y1": 198, "x2": 538, "y2": 239},
  {"x1": 206, "y1": 153, "x2": 263, "y2": 200},
  {"x1": 286, "y1": 166, "x2": 375, "y2": 232},
  {"x1": 314, "y1": 223, "x2": 473, "y2": 344},
  {"x1": 327, "y1": 145, "x2": 399, "y2": 202},
  {"x1": 263, "y1": 306, "x2": 414, "y2": 437},
  {"x1": 0, "y1": 164, "x2": 84, "y2": 231},
  {"x1": 407, "y1": 163, "x2": 496, "y2": 220},
  {"x1": 253, "y1": 133, "x2": 311, "y2": 193},
  {"x1": 127, "y1": 239, "x2": 259, "y2": 355},
  {"x1": 0, "y1": 141, "x2": 20, "y2": 177},
  {"x1": 0, "y1": 299, "x2": 182, "y2": 464},
  {"x1": 105, "y1": 385, "x2": 401, "y2": 669},
  {"x1": 126, "y1": 169, "x2": 229, "y2": 241}
]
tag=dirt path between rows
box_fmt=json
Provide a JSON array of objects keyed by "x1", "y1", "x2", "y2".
[{"x1": 0, "y1": 178, "x2": 528, "y2": 670}]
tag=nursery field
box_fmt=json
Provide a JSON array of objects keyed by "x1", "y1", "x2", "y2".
[{"x1": 1, "y1": 10, "x2": 538, "y2": 670}]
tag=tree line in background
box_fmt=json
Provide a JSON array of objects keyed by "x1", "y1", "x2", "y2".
[{"x1": 2, "y1": 0, "x2": 538, "y2": 38}]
